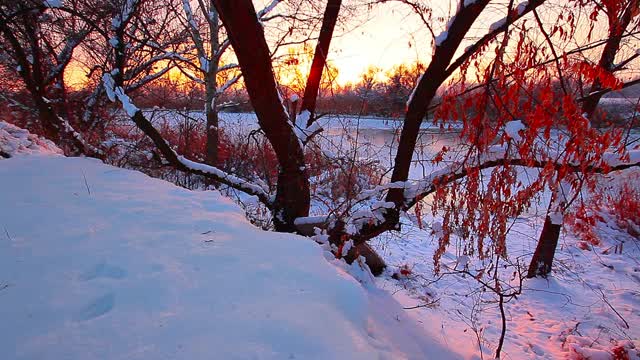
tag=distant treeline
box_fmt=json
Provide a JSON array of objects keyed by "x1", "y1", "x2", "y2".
[{"x1": 129, "y1": 64, "x2": 640, "y2": 126}]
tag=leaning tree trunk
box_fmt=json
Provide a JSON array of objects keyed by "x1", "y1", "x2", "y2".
[
  {"x1": 299, "y1": 0, "x2": 341, "y2": 126},
  {"x1": 213, "y1": 0, "x2": 310, "y2": 232}
]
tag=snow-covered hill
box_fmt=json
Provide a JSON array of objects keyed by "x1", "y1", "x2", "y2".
[{"x1": 0, "y1": 146, "x2": 459, "y2": 359}]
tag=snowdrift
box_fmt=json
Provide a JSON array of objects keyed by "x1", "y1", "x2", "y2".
[
  {"x1": 0, "y1": 149, "x2": 456, "y2": 359},
  {"x1": 0, "y1": 121, "x2": 63, "y2": 157}
]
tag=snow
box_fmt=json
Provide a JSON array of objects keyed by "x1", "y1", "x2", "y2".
[
  {"x1": 111, "y1": 0, "x2": 137, "y2": 29},
  {"x1": 181, "y1": 0, "x2": 199, "y2": 32},
  {"x1": 517, "y1": 1, "x2": 529, "y2": 15},
  {"x1": 490, "y1": 17, "x2": 507, "y2": 32},
  {"x1": 177, "y1": 155, "x2": 270, "y2": 199},
  {"x1": 504, "y1": 119, "x2": 525, "y2": 142},
  {"x1": 257, "y1": 0, "x2": 281, "y2": 19},
  {"x1": 43, "y1": 0, "x2": 62, "y2": 8},
  {"x1": 142, "y1": 110, "x2": 453, "y2": 132},
  {"x1": 0, "y1": 121, "x2": 63, "y2": 157},
  {"x1": 297, "y1": 109, "x2": 310, "y2": 125},
  {"x1": 434, "y1": 31, "x2": 448, "y2": 47},
  {"x1": 102, "y1": 73, "x2": 140, "y2": 116},
  {"x1": 0, "y1": 153, "x2": 457, "y2": 360},
  {"x1": 371, "y1": 169, "x2": 640, "y2": 359},
  {"x1": 199, "y1": 56, "x2": 209, "y2": 72},
  {"x1": 603, "y1": 149, "x2": 640, "y2": 167},
  {"x1": 294, "y1": 215, "x2": 333, "y2": 226},
  {"x1": 407, "y1": 73, "x2": 425, "y2": 106},
  {"x1": 372, "y1": 201, "x2": 395, "y2": 210},
  {"x1": 549, "y1": 210, "x2": 563, "y2": 225},
  {"x1": 290, "y1": 111, "x2": 321, "y2": 146}
]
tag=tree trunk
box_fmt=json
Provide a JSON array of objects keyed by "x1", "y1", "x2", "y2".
[
  {"x1": 528, "y1": 0, "x2": 639, "y2": 277},
  {"x1": 297, "y1": 217, "x2": 387, "y2": 275},
  {"x1": 300, "y1": 0, "x2": 341, "y2": 126},
  {"x1": 205, "y1": 4, "x2": 220, "y2": 167},
  {"x1": 581, "y1": 0, "x2": 638, "y2": 118},
  {"x1": 527, "y1": 215, "x2": 561, "y2": 278},
  {"x1": 205, "y1": 104, "x2": 220, "y2": 166},
  {"x1": 213, "y1": 0, "x2": 310, "y2": 232}
]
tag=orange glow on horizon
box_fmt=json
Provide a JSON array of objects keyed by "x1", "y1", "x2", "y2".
[{"x1": 62, "y1": 1, "x2": 611, "y2": 92}]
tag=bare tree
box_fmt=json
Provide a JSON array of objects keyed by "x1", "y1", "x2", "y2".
[
  {"x1": 527, "y1": 0, "x2": 640, "y2": 277},
  {"x1": 0, "y1": 0, "x2": 100, "y2": 156}
]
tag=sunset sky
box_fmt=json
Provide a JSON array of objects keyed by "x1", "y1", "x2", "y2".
[
  {"x1": 309, "y1": 0, "x2": 505, "y2": 85},
  {"x1": 63, "y1": 0, "x2": 623, "y2": 88},
  {"x1": 326, "y1": 2, "x2": 433, "y2": 84},
  {"x1": 65, "y1": 1, "x2": 459, "y2": 88}
]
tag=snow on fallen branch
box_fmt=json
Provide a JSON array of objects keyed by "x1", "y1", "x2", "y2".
[
  {"x1": 102, "y1": 73, "x2": 273, "y2": 207},
  {"x1": 444, "y1": 0, "x2": 546, "y2": 77}
]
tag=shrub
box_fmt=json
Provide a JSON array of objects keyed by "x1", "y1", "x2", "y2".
[{"x1": 567, "y1": 172, "x2": 640, "y2": 246}]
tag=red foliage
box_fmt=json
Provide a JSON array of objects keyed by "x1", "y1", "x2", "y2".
[
  {"x1": 567, "y1": 178, "x2": 640, "y2": 245},
  {"x1": 611, "y1": 345, "x2": 631, "y2": 360},
  {"x1": 218, "y1": 129, "x2": 279, "y2": 186},
  {"x1": 426, "y1": 5, "x2": 634, "y2": 270}
]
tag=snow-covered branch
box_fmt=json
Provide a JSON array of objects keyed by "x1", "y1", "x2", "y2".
[
  {"x1": 124, "y1": 52, "x2": 186, "y2": 83},
  {"x1": 217, "y1": 62, "x2": 238, "y2": 72},
  {"x1": 45, "y1": 28, "x2": 91, "y2": 83},
  {"x1": 112, "y1": 0, "x2": 140, "y2": 30},
  {"x1": 215, "y1": 73, "x2": 242, "y2": 96},
  {"x1": 213, "y1": 39, "x2": 231, "y2": 60},
  {"x1": 181, "y1": 0, "x2": 206, "y2": 60},
  {"x1": 257, "y1": 0, "x2": 282, "y2": 19},
  {"x1": 125, "y1": 65, "x2": 173, "y2": 92},
  {"x1": 56, "y1": 110, "x2": 103, "y2": 157},
  {"x1": 445, "y1": 0, "x2": 546, "y2": 77},
  {"x1": 102, "y1": 73, "x2": 273, "y2": 206},
  {"x1": 339, "y1": 121, "x2": 640, "y2": 243}
]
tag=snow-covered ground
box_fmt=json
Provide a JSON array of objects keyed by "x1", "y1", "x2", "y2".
[
  {"x1": 0, "y1": 124, "x2": 458, "y2": 360},
  {"x1": 372, "y1": 187, "x2": 640, "y2": 359},
  {"x1": 0, "y1": 121, "x2": 63, "y2": 157},
  {"x1": 598, "y1": 97, "x2": 640, "y2": 106},
  {"x1": 2, "y1": 123, "x2": 638, "y2": 359},
  {"x1": 143, "y1": 109, "x2": 461, "y2": 132}
]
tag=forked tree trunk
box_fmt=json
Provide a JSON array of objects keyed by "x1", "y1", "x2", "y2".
[{"x1": 527, "y1": 215, "x2": 561, "y2": 278}]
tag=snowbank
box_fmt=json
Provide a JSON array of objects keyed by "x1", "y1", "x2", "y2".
[
  {"x1": 0, "y1": 154, "x2": 453, "y2": 359},
  {"x1": 0, "y1": 121, "x2": 63, "y2": 158},
  {"x1": 372, "y1": 207, "x2": 640, "y2": 359}
]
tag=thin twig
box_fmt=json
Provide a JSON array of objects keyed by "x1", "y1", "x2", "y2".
[
  {"x1": 82, "y1": 170, "x2": 91, "y2": 195},
  {"x1": 3, "y1": 226, "x2": 12, "y2": 241},
  {"x1": 403, "y1": 298, "x2": 440, "y2": 309},
  {"x1": 598, "y1": 288, "x2": 630, "y2": 329}
]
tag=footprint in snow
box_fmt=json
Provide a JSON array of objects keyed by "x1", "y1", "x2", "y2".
[
  {"x1": 76, "y1": 292, "x2": 115, "y2": 321},
  {"x1": 79, "y1": 263, "x2": 127, "y2": 281}
]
